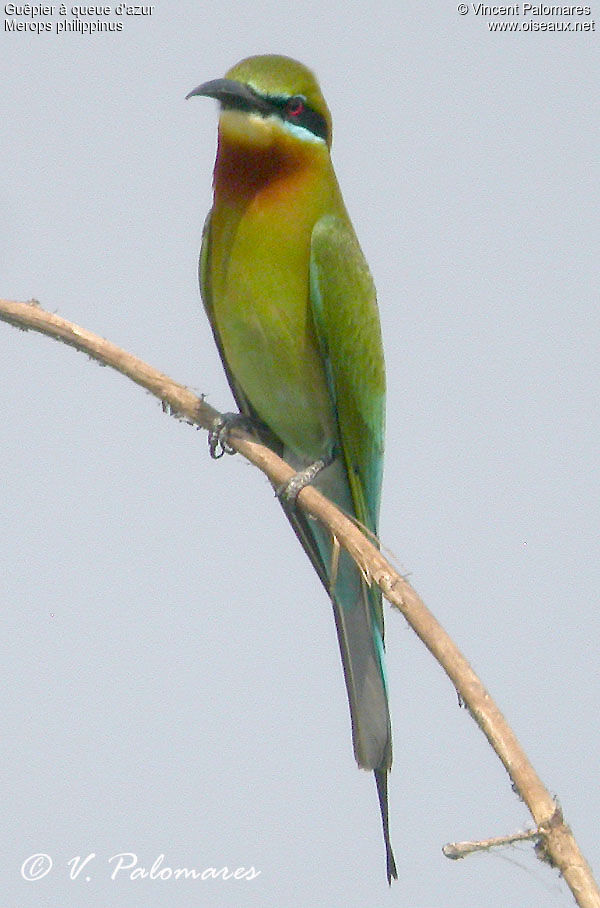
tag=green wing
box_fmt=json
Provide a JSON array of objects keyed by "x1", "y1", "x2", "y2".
[
  {"x1": 309, "y1": 213, "x2": 386, "y2": 539},
  {"x1": 310, "y1": 217, "x2": 395, "y2": 878}
]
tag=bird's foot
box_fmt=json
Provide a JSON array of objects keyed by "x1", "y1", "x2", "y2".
[
  {"x1": 276, "y1": 455, "x2": 332, "y2": 506},
  {"x1": 208, "y1": 412, "x2": 256, "y2": 459}
]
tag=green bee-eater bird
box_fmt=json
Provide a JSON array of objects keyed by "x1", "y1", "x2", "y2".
[{"x1": 187, "y1": 54, "x2": 396, "y2": 882}]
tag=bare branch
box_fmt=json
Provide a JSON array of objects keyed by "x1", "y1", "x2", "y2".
[
  {"x1": 2, "y1": 296, "x2": 599, "y2": 908},
  {"x1": 443, "y1": 828, "x2": 540, "y2": 860}
]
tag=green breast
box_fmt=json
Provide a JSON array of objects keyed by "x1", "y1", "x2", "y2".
[{"x1": 209, "y1": 161, "x2": 340, "y2": 461}]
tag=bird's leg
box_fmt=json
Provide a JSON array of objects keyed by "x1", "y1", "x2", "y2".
[
  {"x1": 276, "y1": 452, "x2": 334, "y2": 505},
  {"x1": 207, "y1": 412, "x2": 257, "y2": 459}
]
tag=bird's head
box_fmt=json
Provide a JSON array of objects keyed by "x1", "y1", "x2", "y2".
[{"x1": 187, "y1": 54, "x2": 332, "y2": 152}]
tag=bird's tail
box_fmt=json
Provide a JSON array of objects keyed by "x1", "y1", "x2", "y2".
[
  {"x1": 376, "y1": 768, "x2": 398, "y2": 884},
  {"x1": 283, "y1": 456, "x2": 396, "y2": 879}
]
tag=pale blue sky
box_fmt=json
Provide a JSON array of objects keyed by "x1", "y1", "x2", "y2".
[{"x1": 2, "y1": 3, "x2": 599, "y2": 906}]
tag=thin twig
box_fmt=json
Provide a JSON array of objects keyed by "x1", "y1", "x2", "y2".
[
  {"x1": 1, "y1": 297, "x2": 599, "y2": 908},
  {"x1": 443, "y1": 828, "x2": 541, "y2": 860}
]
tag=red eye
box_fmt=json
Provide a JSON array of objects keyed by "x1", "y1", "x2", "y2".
[{"x1": 286, "y1": 96, "x2": 305, "y2": 118}]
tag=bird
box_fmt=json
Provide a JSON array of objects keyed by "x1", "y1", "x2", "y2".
[{"x1": 187, "y1": 54, "x2": 396, "y2": 883}]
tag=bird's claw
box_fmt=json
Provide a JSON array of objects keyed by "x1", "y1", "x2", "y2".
[
  {"x1": 276, "y1": 457, "x2": 330, "y2": 506},
  {"x1": 208, "y1": 413, "x2": 253, "y2": 459}
]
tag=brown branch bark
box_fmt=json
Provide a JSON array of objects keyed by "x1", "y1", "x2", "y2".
[{"x1": 2, "y1": 296, "x2": 599, "y2": 908}]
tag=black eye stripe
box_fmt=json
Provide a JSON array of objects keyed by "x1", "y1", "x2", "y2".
[
  {"x1": 271, "y1": 95, "x2": 328, "y2": 142},
  {"x1": 221, "y1": 88, "x2": 329, "y2": 143},
  {"x1": 286, "y1": 95, "x2": 305, "y2": 116}
]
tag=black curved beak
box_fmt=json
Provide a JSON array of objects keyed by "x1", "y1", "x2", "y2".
[{"x1": 185, "y1": 78, "x2": 271, "y2": 114}]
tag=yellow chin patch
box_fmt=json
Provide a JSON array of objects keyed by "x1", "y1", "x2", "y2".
[{"x1": 218, "y1": 109, "x2": 277, "y2": 148}]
